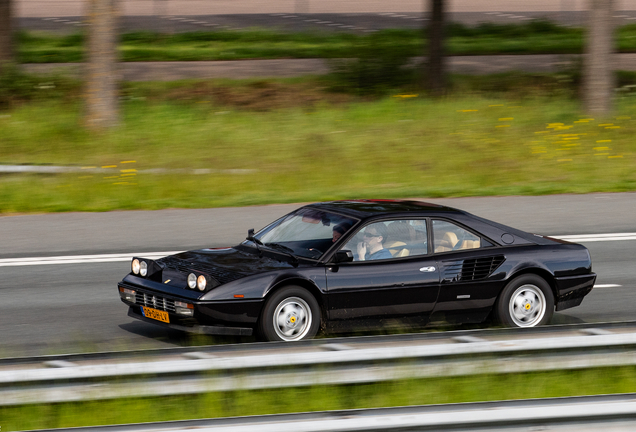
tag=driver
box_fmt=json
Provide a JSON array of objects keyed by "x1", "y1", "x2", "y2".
[{"x1": 357, "y1": 224, "x2": 392, "y2": 261}]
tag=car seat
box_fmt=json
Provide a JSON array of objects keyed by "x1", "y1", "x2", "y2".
[{"x1": 435, "y1": 231, "x2": 459, "y2": 252}]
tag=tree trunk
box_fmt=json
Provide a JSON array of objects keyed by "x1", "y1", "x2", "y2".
[
  {"x1": 85, "y1": 0, "x2": 120, "y2": 130},
  {"x1": 427, "y1": 0, "x2": 446, "y2": 96},
  {"x1": 0, "y1": 0, "x2": 13, "y2": 69},
  {"x1": 583, "y1": 0, "x2": 614, "y2": 115}
]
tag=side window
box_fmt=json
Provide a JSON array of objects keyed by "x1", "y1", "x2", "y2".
[
  {"x1": 432, "y1": 220, "x2": 481, "y2": 253},
  {"x1": 341, "y1": 220, "x2": 428, "y2": 262}
]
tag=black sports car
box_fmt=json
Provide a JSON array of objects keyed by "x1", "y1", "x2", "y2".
[{"x1": 117, "y1": 200, "x2": 596, "y2": 341}]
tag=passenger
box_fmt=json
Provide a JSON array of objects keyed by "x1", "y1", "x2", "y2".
[
  {"x1": 332, "y1": 222, "x2": 352, "y2": 243},
  {"x1": 357, "y1": 224, "x2": 392, "y2": 261}
]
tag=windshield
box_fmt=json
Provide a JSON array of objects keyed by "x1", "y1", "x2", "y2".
[{"x1": 245, "y1": 208, "x2": 357, "y2": 260}]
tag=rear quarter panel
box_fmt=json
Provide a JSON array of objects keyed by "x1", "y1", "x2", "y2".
[{"x1": 431, "y1": 242, "x2": 593, "y2": 324}]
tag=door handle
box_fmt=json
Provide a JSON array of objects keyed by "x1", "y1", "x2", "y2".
[{"x1": 419, "y1": 266, "x2": 436, "y2": 272}]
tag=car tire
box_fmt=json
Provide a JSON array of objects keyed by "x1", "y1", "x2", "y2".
[
  {"x1": 494, "y1": 274, "x2": 554, "y2": 328},
  {"x1": 259, "y1": 286, "x2": 321, "y2": 342}
]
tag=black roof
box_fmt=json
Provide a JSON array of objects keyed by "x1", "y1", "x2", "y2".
[
  {"x1": 304, "y1": 199, "x2": 549, "y2": 247},
  {"x1": 305, "y1": 199, "x2": 465, "y2": 219}
]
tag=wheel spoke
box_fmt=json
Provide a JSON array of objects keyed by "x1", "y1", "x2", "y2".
[
  {"x1": 280, "y1": 304, "x2": 292, "y2": 314},
  {"x1": 281, "y1": 327, "x2": 296, "y2": 336},
  {"x1": 297, "y1": 307, "x2": 307, "y2": 323},
  {"x1": 277, "y1": 313, "x2": 288, "y2": 329}
]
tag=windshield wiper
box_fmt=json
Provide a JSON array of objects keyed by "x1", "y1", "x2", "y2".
[
  {"x1": 264, "y1": 242, "x2": 299, "y2": 266},
  {"x1": 246, "y1": 228, "x2": 263, "y2": 257}
]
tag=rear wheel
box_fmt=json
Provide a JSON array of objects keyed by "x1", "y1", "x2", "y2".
[
  {"x1": 495, "y1": 274, "x2": 554, "y2": 328},
  {"x1": 259, "y1": 286, "x2": 321, "y2": 342}
]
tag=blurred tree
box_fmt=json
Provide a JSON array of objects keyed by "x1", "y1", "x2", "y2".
[
  {"x1": 584, "y1": 0, "x2": 614, "y2": 114},
  {"x1": 84, "y1": 0, "x2": 119, "y2": 129},
  {"x1": 426, "y1": 0, "x2": 446, "y2": 96},
  {"x1": 0, "y1": 0, "x2": 14, "y2": 68}
]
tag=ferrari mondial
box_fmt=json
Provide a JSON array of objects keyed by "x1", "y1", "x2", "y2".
[{"x1": 117, "y1": 200, "x2": 596, "y2": 341}]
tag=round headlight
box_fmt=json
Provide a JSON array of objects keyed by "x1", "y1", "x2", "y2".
[
  {"x1": 140, "y1": 261, "x2": 148, "y2": 277},
  {"x1": 187, "y1": 273, "x2": 197, "y2": 289},
  {"x1": 132, "y1": 259, "x2": 140, "y2": 275},
  {"x1": 197, "y1": 275, "x2": 207, "y2": 291}
]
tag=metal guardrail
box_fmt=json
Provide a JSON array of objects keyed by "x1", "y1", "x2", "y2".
[
  {"x1": 21, "y1": 393, "x2": 636, "y2": 432},
  {"x1": 4, "y1": 319, "x2": 636, "y2": 366},
  {"x1": 4, "y1": 321, "x2": 636, "y2": 406}
]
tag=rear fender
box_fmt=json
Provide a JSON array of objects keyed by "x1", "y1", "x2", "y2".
[{"x1": 505, "y1": 265, "x2": 558, "y2": 299}]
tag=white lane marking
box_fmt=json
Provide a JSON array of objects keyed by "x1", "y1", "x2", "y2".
[
  {"x1": 0, "y1": 252, "x2": 183, "y2": 267},
  {"x1": 554, "y1": 233, "x2": 636, "y2": 242},
  {"x1": 2, "y1": 232, "x2": 636, "y2": 267},
  {"x1": 594, "y1": 284, "x2": 622, "y2": 288}
]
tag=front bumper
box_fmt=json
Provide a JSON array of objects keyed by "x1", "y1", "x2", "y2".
[
  {"x1": 127, "y1": 307, "x2": 253, "y2": 336},
  {"x1": 118, "y1": 281, "x2": 262, "y2": 335},
  {"x1": 554, "y1": 273, "x2": 596, "y2": 311}
]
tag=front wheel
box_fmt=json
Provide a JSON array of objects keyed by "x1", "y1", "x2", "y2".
[
  {"x1": 259, "y1": 286, "x2": 321, "y2": 342},
  {"x1": 494, "y1": 274, "x2": 554, "y2": 328}
]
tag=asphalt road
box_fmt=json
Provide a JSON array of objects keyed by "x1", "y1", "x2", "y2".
[
  {"x1": 0, "y1": 193, "x2": 634, "y2": 357},
  {"x1": 18, "y1": 11, "x2": 591, "y2": 35},
  {"x1": 14, "y1": 0, "x2": 598, "y2": 18}
]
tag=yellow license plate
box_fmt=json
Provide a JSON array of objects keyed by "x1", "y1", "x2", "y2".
[{"x1": 141, "y1": 306, "x2": 170, "y2": 323}]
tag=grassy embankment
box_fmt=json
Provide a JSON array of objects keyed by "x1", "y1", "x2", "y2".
[
  {"x1": 2, "y1": 366, "x2": 636, "y2": 430},
  {"x1": 13, "y1": 20, "x2": 622, "y2": 63},
  {"x1": 1, "y1": 73, "x2": 636, "y2": 213}
]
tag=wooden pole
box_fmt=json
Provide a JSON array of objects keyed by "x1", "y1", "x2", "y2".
[
  {"x1": 0, "y1": 0, "x2": 14, "y2": 68},
  {"x1": 85, "y1": 0, "x2": 120, "y2": 130},
  {"x1": 583, "y1": 0, "x2": 615, "y2": 115}
]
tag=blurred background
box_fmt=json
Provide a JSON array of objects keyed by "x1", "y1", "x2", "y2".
[
  {"x1": 2, "y1": 1, "x2": 636, "y2": 430},
  {"x1": 12, "y1": 0, "x2": 636, "y2": 31}
]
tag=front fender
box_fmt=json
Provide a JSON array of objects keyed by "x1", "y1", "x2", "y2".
[{"x1": 201, "y1": 267, "x2": 327, "y2": 301}]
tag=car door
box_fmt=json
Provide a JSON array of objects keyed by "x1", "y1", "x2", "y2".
[
  {"x1": 325, "y1": 219, "x2": 440, "y2": 324},
  {"x1": 429, "y1": 219, "x2": 504, "y2": 324}
]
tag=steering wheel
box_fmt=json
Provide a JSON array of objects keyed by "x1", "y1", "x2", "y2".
[{"x1": 307, "y1": 247, "x2": 323, "y2": 258}]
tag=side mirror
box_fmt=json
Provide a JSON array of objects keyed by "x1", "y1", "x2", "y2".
[{"x1": 334, "y1": 250, "x2": 354, "y2": 263}]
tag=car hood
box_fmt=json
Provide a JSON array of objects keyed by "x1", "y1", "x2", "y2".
[{"x1": 157, "y1": 246, "x2": 296, "y2": 287}]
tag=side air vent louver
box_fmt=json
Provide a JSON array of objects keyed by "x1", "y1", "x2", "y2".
[
  {"x1": 157, "y1": 256, "x2": 246, "y2": 285},
  {"x1": 442, "y1": 255, "x2": 505, "y2": 283}
]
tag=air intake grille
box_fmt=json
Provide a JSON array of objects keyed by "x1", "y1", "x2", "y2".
[
  {"x1": 158, "y1": 256, "x2": 245, "y2": 285},
  {"x1": 136, "y1": 291, "x2": 176, "y2": 313},
  {"x1": 442, "y1": 255, "x2": 505, "y2": 282}
]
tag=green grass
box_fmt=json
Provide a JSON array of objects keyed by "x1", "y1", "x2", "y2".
[
  {"x1": 2, "y1": 366, "x2": 636, "y2": 430},
  {"x1": 1, "y1": 75, "x2": 636, "y2": 213},
  {"x1": 11, "y1": 20, "x2": 595, "y2": 63},
  {"x1": 17, "y1": 21, "x2": 636, "y2": 63}
]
